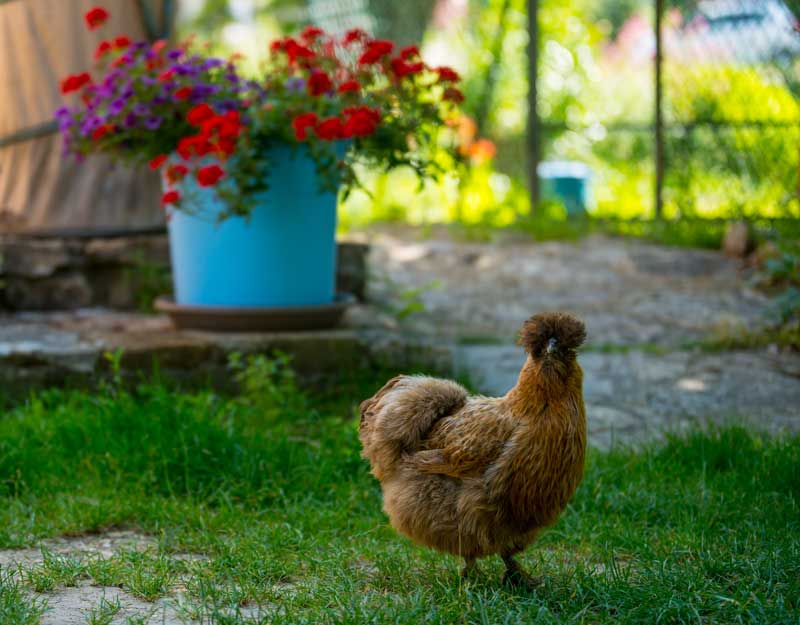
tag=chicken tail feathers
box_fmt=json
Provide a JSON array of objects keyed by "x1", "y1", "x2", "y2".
[{"x1": 359, "y1": 375, "x2": 468, "y2": 481}]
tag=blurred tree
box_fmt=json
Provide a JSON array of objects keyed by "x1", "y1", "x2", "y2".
[
  {"x1": 367, "y1": 0, "x2": 436, "y2": 45},
  {"x1": 590, "y1": 0, "x2": 648, "y2": 38},
  {"x1": 182, "y1": 0, "x2": 436, "y2": 43}
]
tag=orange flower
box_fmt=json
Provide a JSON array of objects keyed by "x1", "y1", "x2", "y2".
[{"x1": 467, "y1": 139, "x2": 497, "y2": 163}]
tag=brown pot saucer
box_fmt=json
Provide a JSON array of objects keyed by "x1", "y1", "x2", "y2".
[{"x1": 154, "y1": 293, "x2": 355, "y2": 332}]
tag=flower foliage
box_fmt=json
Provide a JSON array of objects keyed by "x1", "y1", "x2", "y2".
[{"x1": 56, "y1": 8, "x2": 464, "y2": 219}]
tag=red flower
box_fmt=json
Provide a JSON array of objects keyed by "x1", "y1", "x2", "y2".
[
  {"x1": 111, "y1": 55, "x2": 131, "y2": 68},
  {"x1": 308, "y1": 71, "x2": 333, "y2": 96},
  {"x1": 91, "y1": 124, "x2": 114, "y2": 141},
  {"x1": 215, "y1": 137, "x2": 237, "y2": 157},
  {"x1": 94, "y1": 40, "x2": 112, "y2": 59},
  {"x1": 391, "y1": 58, "x2": 424, "y2": 78},
  {"x1": 273, "y1": 38, "x2": 316, "y2": 64},
  {"x1": 337, "y1": 80, "x2": 360, "y2": 94},
  {"x1": 301, "y1": 26, "x2": 324, "y2": 42},
  {"x1": 187, "y1": 103, "x2": 215, "y2": 126},
  {"x1": 174, "y1": 86, "x2": 193, "y2": 100},
  {"x1": 436, "y1": 66, "x2": 460, "y2": 83},
  {"x1": 162, "y1": 190, "x2": 181, "y2": 206},
  {"x1": 342, "y1": 106, "x2": 381, "y2": 138},
  {"x1": 358, "y1": 40, "x2": 393, "y2": 65},
  {"x1": 146, "y1": 57, "x2": 165, "y2": 71},
  {"x1": 149, "y1": 154, "x2": 168, "y2": 170},
  {"x1": 201, "y1": 112, "x2": 242, "y2": 142},
  {"x1": 166, "y1": 164, "x2": 188, "y2": 184},
  {"x1": 60, "y1": 72, "x2": 92, "y2": 95},
  {"x1": 85, "y1": 7, "x2": 109, "y2": 30},
  {"x1": 196, "y1": 164, "x2": 225, "y2": 187},
  {"x1": 292, "y1": 112, "x2": 318, "y2": 141},
  {"x1": 443, "y1": 86, "x2": 465, "y2": 103},
  {"x1": 342, "y1": 28, "x2": 368, "y2": 46},
  {"x1": 400, "y1": 45, "x2": 419, "y2": 60},
  {"x1": 177, "y1": 135, "x2": 214, "y2": 160},
  {"x1": 113, "y1": 36, "x2": 131, "y2": 49},
  {"x1": 151, "y1": 39, "x2": 168, "y2": 54},
  {"x1": 315, "y1": 117, "x2": 344, "y2": 141},
  {"x1": 158, "y1": 69, "x2": 175, "y2": 82}
]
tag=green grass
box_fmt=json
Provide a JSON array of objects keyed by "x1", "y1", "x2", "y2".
[
  {"x1": 0, "y1": 357, "x2": 798, "y2": 624},
  {"x1": 0, "y1": 567, "x2": 46, "y2": 625}
]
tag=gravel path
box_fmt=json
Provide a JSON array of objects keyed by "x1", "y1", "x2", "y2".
[{"x1": 365, "y1": 230, "x2": 800, "y2": 446}]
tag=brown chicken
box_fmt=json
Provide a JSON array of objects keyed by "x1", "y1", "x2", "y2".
[{"x1": 359, "y1": 312, "x2": 586, "y2": 586}]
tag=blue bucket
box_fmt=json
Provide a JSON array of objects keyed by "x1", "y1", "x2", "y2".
[
  {"x1": 167, "y1": 144, "x2": 340, "y2": 308},
  {"x1": 537, "y1": 160, "x2": 591, "y2": 216}
]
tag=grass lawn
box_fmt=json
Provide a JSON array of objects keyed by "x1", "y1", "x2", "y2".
[{"x1": 0, "y1": 356, "x2": 798, "y2": 624}]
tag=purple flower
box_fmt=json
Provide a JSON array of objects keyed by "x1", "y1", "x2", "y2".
[
  {"x1": 225, "y1": 73, "x2": 240, "y2": 84},
  {"x1": 80, "y1": 115, "x2": 103, "y2": 136},
  {"x1": 140, "y1": 75, "x2": 159, "y2": 86},
  {"x1": 167, "y1": 49, "x2": 183, "y2": 61},
  {"x1": 193, "y1": 84, "x2": 220, "y2": 97},
  {"x1": 218, "y1": 99, "x2": 239, "y2": 112},
  {"x1": 109, "y1": 98, "x2": 127, "y2": 115},
  {"x1": 54, "y1": 106, "x2": 71, "y2": 120},
  {"x1": 133, "y1": 103, "x2": 150, "y2": 116},
  {"x1": 201, "y1": 58, "x2": 225, "y2": 70},
  {"x1": 145, "y1": 116, "x2": 163, "y2": 130},
  {"x1": 124, "y1": 112, "x2": 138, "y2": 128},
  {"x1": 103, "y1": 71, "x2": 123, "y2": 88},
  {"x1": 152, "y1": 95, "x2": 168, "y2": 106},
  {"x1": 174, "y1": 64, "x2": 199, "y2": 77},
  {"x1": 285, "y1": 77, "x2": 305, "y2": 93}
]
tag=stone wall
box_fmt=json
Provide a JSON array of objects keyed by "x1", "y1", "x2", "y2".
[{"x1": 0, "y1": 234, "x2": 368, "y2": 311}]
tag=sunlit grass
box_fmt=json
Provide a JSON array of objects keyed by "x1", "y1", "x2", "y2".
[{"x1": 0, "y1": 358, "x2": 798, "y2": 624}]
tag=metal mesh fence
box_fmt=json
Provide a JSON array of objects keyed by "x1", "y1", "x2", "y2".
[
  {"x1": 537, "y1": 0, "x2": 800, "y2": 220},
  {"x1": 661, "y1": 0, "x2": 800, "y2": 219}
]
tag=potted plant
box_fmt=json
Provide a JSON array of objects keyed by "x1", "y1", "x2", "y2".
[{"x1": 56, "y1": 6, "x2": 463, "y2": 327}]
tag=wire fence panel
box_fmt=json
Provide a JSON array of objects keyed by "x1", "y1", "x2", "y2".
[
  {"x1": 534, "y1": 0, "x2": 799, "y2": 220},
  {"x1": 661, "y1": 0, "x2": 800, "y2": 219}
]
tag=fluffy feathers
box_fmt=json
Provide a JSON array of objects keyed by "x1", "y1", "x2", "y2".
[{"x1": 359, "y1": 312, "x2": 587, "y2": 585}]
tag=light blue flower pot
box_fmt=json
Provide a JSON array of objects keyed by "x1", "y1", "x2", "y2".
[{"x1": 167, "y1": 145, "x2": 339, "y2": 308}]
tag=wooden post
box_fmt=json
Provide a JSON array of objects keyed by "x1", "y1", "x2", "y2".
[
  {"x1": 654, "y1": 0, "x2": 664, "y2": 219},
  {"x1": 527, "y1": 0, "x2": 540, "y2": 213}
]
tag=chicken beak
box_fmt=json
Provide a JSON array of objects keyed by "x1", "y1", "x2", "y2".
[{"x1": 546, "y1": 338, "x2": 557, "y2": 354}]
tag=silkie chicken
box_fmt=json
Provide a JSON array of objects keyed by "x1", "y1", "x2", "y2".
[{"x1": 359, "y1": 312, "x2": 586, "y2": 587}]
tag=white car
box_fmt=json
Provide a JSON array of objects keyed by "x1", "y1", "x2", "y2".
[{"x1": 678, "y1": 0, "x2": 800, "y2": 64}]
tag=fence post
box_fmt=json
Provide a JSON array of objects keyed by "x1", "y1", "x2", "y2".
[
  {"x1": 654, "y1": 0, "x2": 664, "y2": 219},
  {"x1": 527, "y1": 0, "x2": 540, "y2": 213}
]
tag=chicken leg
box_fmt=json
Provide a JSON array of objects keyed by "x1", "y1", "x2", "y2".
[
  {"x1": 501, "y1": 552, "x2": 542, "y2": 590},
  {"x1": 461, "y1": 557, "x2": 480, "y2": 579}
]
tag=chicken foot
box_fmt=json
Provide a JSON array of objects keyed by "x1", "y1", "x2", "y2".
[
  {"x1": 501, "y1": 552, "x2": 542, "y2": 590},
  {"x1": 461, "y1": 557, "x2": 480, "y2": 579}
]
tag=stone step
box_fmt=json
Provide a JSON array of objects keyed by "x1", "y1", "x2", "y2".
[{"x1": 0, "y1": 308, "x2": 453, "y2": 396}]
